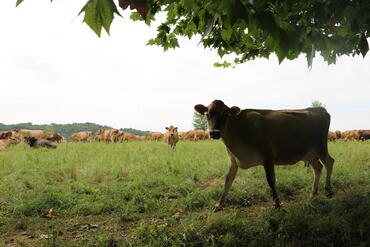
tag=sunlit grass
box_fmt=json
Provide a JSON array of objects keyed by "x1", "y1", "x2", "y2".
[{"x1": 0, "y1": 140, "x2": 369, "y2": 246}]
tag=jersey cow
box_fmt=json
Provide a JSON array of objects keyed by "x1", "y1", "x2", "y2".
[
  {"x1": 164, "y1": 125, "x2": 179, "y2": 149},
  {"x1": 194, "y1": 100, "x2": 335, "y2": 210}
]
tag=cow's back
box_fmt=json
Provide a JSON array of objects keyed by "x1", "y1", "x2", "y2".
[{"x1": 225, "y1": 107, "x2": 330, "y2": 164}]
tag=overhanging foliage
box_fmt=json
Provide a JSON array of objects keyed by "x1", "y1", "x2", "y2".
[{"x1": 16, "y1": 0, "x2": 370, "y2": 67}]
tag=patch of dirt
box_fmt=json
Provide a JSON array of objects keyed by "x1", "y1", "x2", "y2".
[{"x1": 199, "y1": 178, "x2": 224, "y2": 188}]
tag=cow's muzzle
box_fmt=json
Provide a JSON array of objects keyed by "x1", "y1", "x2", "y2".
[{"x1": 209, "y1": 130, "x2": 221, "y2": 139}]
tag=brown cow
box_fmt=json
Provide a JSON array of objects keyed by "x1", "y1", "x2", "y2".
[
  {"x1": 72, "y1": 131, "x2": 93, "y2": 142},
  {"x1": 334, "y1": 130, "x2": 342, "y2": 140},
  {"x1": 164, "y1": 125, "x2": 179, "y2": 149},
  {"x1": 46, "y1": 133, "x2": 63, "y2": 143},
  {"x1": 359, "y1": 130, "x2": 370, "y2": 141},
  {"x1": 0, "y1": 131, "x2": 12, "y2": 139},
  {"x1": 195, "y1": 100, "x2": 335, "y2": 210},
  {"x1": 24, "y1": 136, "x2": 57, "y2": 149}
]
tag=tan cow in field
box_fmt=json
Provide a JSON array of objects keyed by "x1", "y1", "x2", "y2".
[
  {"x1": 148, "y1": 132, "x2": 163, "y2": 141},
  {"x1": 183, "y1": 130, "x2": 195, "y2": 141},
  {"x1": 342, "y1": 130, "x2": 360, "y2": 141},
  {"x1": 164, "y1": 126, "x2": 179, "y2": 149},
  {"x1": 194, "y1": 129, "x2": 209, "y2": 140},
  {"x1": 0, "y1": 136, "x2": 21, "y2": 150},
  {"x1": 72, "y1": 131, "x2": 93, "y2": 142},
  {"x1": 122, "y1": 132, "x2": 136, "y2": 141},
  {"x1": 15, "y1": 129, "x2": 54, "y2": 140},
  {"x1": 135, "y1": 135, "x2": 147, "y2": 141},
  {"x1": 328, "y1": 131, "x2": 336, "y2": 141},
  {"x1": 95, "y1": 129, "x2": 105, "y2": 142},
  {"x1": 195, "y1": 100, "x2": 335, "y2": 210}
]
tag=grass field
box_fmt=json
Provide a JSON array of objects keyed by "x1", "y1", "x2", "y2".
[{"x1": 0, "y1": 140, "x2": 369, "y2": 246}]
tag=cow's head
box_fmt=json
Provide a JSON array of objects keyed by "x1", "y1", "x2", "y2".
[
  {"x1": 194, "y1": 100, "x2": 240, "y2": 140},
  {"x1": 165, "y1": 126, "x2": 178, "y2": 137}
]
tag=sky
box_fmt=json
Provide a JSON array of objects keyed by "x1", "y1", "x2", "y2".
[{"x1": 1, "y1": 1, "x2": 369, "y2": 132}]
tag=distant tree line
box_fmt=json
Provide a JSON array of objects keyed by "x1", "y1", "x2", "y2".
[{"x1": 0, "y1": 122, "x2": 149, "y2": 140}]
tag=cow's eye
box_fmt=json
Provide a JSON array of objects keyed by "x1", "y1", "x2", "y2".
[{"x1": 205, "y1": 112, "x2": 210, "y2": 120}]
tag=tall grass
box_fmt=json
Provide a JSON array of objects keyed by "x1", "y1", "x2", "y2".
[{"x1": 0, "y1": 141, "x2": 369, "y2": 246}]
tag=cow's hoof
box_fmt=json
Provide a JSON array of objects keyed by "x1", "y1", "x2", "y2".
[
  {"x1": 212, "y1": 206, "x2": 223, "y2": 212},
  {"x1": 272, "y1": 203, "x2": 281, "y2": 209}
]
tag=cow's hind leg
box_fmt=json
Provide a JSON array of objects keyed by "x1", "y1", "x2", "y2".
[
  {"x1": 263, "y1": 161, "x2": 280, "y2": 208},
  {"x1": 308, "y1": 158, "x2": 323, "y2": 196},
  {"x1": 320, "y1": 154, "x2": 335, "y2": 197}
]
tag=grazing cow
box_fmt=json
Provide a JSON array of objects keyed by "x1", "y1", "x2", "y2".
[
  {"x1": 194, "y1": 129, "x2": 209, "y2": 140},
  {"x1": 46, "y1": 133, "x2": 63, "y2": 143},
  {"x1": 0, "y1": 131, "x2": 12, "y2": 139},
  {"x1": 359, "y1": 130, "x2": 370, "y2": 141},
  {"x1": 328, "y1": 131, "x2": 336, "y2": 142},
  {"x1": 183, "y1": 130, "x2": 196, "y2": 141},
  {"x1": 72, "y1": 131, "x2": 93, "y2": 142},
  {"x1": 0, "y1": 137, "x2": 21, "y2": 150},
  {"x1": 334, "y1": 130, "x2": 342, "y2": 140},
  {"x1": 342, "y1": 130, "x2": 360, "y2": 141},
  {"x1": 135, "y1": 135, "x2": 147, "y2": 141},
  {"x1": 24, "y1": 137, "x2": 57, "y2": 149},
  {"x1": 194, "y1": 100, "x2": 335, "y2": 210},
  {"x1": 164, "y1": 125, "x2": 179, "y2": 149},
  {"x1": 148, "y1": 132, "x2": 163, "y2": 141},
  {"x1": 15, "y1": 129, "x2": 53, "y2": 140}
]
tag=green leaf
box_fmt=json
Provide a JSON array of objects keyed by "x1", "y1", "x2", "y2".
[
  {"x1": 16, "y1": 0, "x2": 24, "y2": 7},
  {"x1": 183, "y1": 0, "x2": 197, "y2": 10},
  {"x1": 79, "y1": 0, "x2": 121, "y2": 37},
  {"x1": 130, "y1": 12, "x2": 143, "y2": 21},
  {"x1": 359, "y1": 33, "x2": 369, "y2": 58}
]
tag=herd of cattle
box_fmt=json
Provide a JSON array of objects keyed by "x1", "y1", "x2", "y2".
[
  {"x1": 328, "y1": 129, "x2": 370, "y2": 141},
  {"x1": 0, "y1": 128, "x2": 209, "y2": 150},
  {"x1": 0, "y1": 128, "x2": 368, "y2": 151}
]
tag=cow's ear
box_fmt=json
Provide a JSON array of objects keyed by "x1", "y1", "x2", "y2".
[
  {"x1": 174, "y1": 127, "x2": 178, "y2": 131},
  {"x1": 229, "y1": 106, "x2": 241, "y2": 116},
  {"x1": 194, "y1": 104, "x2": 207, "y2": 115},
  {"x1": 165, "y1": 127, "x2": 169, "y2": 130}
]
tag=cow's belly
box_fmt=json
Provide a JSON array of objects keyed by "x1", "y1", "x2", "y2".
[{"x1": 230, "y1": 147, "x2": 264, "y2": 169}]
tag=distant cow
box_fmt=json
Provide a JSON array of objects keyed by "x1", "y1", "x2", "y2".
[
  {"x1": 0, "y1": 137, "x2": 21, "y2": 150},
  {"x1": 15, "y1": 129, "x2": 53, "y2": 140},
  {"x1": 328, "y1": 131, "x2": 336, "y2": 141},
  {"x1": 164, "y1": 126, "x2": 179, "y2": 149},
  {"x1": 342, "y1": 130, "x2": 360, "y2": 141},
  {"x1": 334, "y1": 130, "x2": 342, "y2": 140},
  {"x1": 359, "y1": 130, "x2": 370, "y2": 141},
  {"x1": 72, "y1": 131, "x2": 93, "y2": 142},
  {"x1": 195, "y1": 100, "x2": 335, "y2": 210},
  {"x1": 46, "y1": 133, "x2": 63, "y2": 143},
  {"x1": 24, "y1": 137, "x2": 57, "y2": 149},
  {"x1": 0, "y1": 131, "x2": 12, "y2": 139},
  {"x1": 148, "y1": 132, "x2": 163, "y2": 141}
]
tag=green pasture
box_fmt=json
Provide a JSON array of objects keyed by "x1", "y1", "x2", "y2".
[{"x1": 0, "y1": 141, "x2": 369, "y2": 246}]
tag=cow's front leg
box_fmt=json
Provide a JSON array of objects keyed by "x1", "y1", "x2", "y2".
[
  {"x1": 214, "y1": 155, "x2": 238, "y2": 211},
  {"x1": 263, "y1": 160, "x2": 280, "y2": 208}
]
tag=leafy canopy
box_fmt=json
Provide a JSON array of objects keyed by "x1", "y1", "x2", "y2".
[{"x1": 16, "y1": 0, "x2": 370, "y2": 67}]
